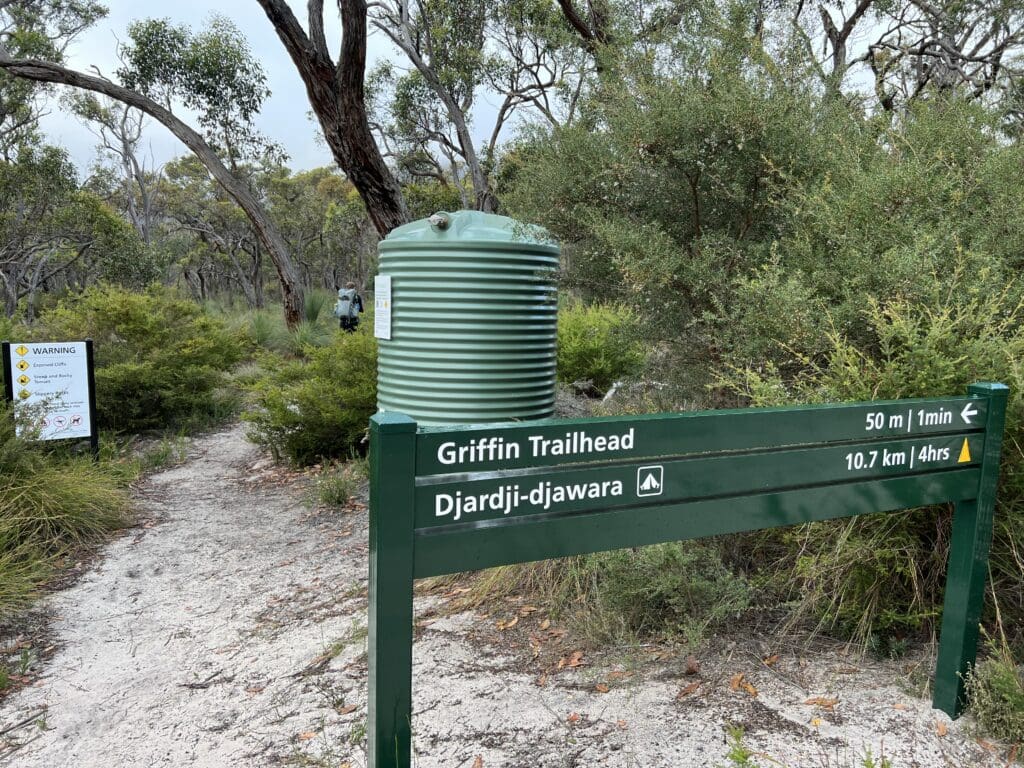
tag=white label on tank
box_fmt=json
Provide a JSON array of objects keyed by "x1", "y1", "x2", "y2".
[{"x1": 374, "y1": 275, "x2": 392, "y2": 340}]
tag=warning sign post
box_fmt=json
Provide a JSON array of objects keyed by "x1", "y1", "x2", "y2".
[{"x1": 2, "y1": 340, "x2": 98, "y2": 456}]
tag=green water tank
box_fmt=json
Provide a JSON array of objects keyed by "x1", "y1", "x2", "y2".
[{"x1": 375, "y1": 210, "x2": 559, "y2": 425}]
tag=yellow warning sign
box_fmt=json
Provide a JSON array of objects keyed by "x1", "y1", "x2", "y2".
[
  {"x1": 17, "y1": 389, "x2": 30, "y2": 400},
  {"x1": 958, "y1": 438, "x2": 972, "y2": 464},
  {"x1": 16, "y1": 360, "x2": 28, "y2": 371},
  {"x1": 15, "y1": 345, "x2": 28, "y2": 356},
  {"x1": 17, "y1": 374, "x2": 29, "y2": 385}
]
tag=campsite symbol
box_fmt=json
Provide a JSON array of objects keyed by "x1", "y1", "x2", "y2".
[{"x1": 636, "y1": 465, "x2": 664, "y2": 497}]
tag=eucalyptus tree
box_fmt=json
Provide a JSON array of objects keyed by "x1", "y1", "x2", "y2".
[{"x1": 0, "y1": 12, "x2": 308, "y2": 326}]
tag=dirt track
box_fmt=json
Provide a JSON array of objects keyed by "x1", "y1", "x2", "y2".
[{"x1": 0, "y1": 425, "x2": 1010, "y2": 767}]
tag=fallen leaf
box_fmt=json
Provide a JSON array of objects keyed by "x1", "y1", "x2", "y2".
[
  {"x1": 595, "y1": 683, "x2": 610, "y2": 693},
  {"x1": 763, "y1": 654, "x2": 780, "y2": 667},
  {"x1": 245, "y1": 685, "x2": 265, "y2": 694},
  {"x1": 729, "y1": 673, "x2": 745, "y2": 692},
  {"x1": 471, "y1": 757, "x2": 483, "y2": 768},
  {"x1": 539, "y1": 619, "x2": 551, "y2": 631},
  {"x1": 742, "y1": 681, "x2": 758, "y2": 697},
  {"x1": 497, "y1": 616, "x2": 519, "y2": 631},
  {"x1": 678, "y1": 681, "x2": 701, "y2": 697},
  {"x1": 558, "y1": 650, "x2": 585, "y2": 669},
  {"x1": 536, "y1": 674, "x2": 547, "y2": 687},
  {"x1": 936, "y1": 720, "x2": 948, "y2": 737},
  {"x1": 608, "y1": 670, "x2": 634, "y2": 681},
  {"x1": 567, "y1": 712, "x2": 581, "y2": 724},
  {"x1": 810, "y1": 717, "x2": 822, "y2": 728},
  {"x1": 892, "y1": 703, "x2": 908, "y2": 711},
  {"x1": 337, "y1": 704, "x2": 357, "y2": 715},
  {"x1": 519, "y1": 605, "x2": 539, "y2": 615},
  {"x1": 616, "y1": 719, "x2": 628, "y2": 729},
  {"x1": 804, "y1": 696, "x2": 839, "y2": 710},
  {"x1": 298, "y1": 732, "x2": 316, "y2": 741},
  {"x1": 685, "y1": 655, "x2": 700, "y2": 675}
]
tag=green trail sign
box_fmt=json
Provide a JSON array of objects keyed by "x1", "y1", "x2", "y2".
[{"x1": 368, "y1": 384, "x2": 1008, "y2": 768}]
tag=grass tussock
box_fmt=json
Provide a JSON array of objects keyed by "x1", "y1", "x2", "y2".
[{"x1": 0, "y1": 409, "x2": 132, "y2": 614}]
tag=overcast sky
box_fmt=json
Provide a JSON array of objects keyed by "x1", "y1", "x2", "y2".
[{"x1": 37, "y1": 0, "x2": 402, "y2": 174}]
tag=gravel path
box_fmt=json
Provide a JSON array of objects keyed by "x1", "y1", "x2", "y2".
[{"x1": 0, "y1": 425, "x2": 1010, "y2": 767}]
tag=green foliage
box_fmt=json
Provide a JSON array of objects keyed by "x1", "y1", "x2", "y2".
[
  {"x1": 313, "y1": 462, "x2": 366, "y2": 508},
  {"x1": 0, "y1": 402, "x2": 131, "y2": 614},
  {"x1": 582, "y1": 541, "x2": 751, "y2": 643},
  {"x1": 117, "y1": 14, "x2": 278, "y2": 162},
  {"x1": 719, "y1": 273, "x2": 1024, "y2": 642},
  {"x1": 967, "y1": 645, "x2": 1024, "y2": 746},
  {"x1": 37, "y1": 285, "x2": 244, "y2": 432},
  {"x1": 557, "y1": 301, "x2": 646, "y2": 393},
  {"x1": 244, "y1": 330, "x2": 378, "y2": 466}
]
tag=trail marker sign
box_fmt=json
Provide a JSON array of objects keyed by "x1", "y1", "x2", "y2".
[
  {"x1": 368, "y1": 384, "x2": 1008, "y2": 768},
  {"x1": 2, "y1": 340, "x2": 98, "y2": 456}
]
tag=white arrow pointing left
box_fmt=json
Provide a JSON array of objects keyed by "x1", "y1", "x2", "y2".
[{"x1": 961, "y1": 403, "x2": 979, "y2": 424}]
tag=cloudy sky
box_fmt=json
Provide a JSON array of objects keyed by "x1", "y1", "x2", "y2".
[{"x1": 38, "y1": 0, "x2": 401, "y2": 173}]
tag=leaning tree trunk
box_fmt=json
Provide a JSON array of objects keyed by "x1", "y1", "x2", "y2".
[
  {"x1": 0, "y1": 52, "x2": 307, "y2": 328},
  {"x1": 257, "y1": 0, "x2": 410, "y2": 236}
]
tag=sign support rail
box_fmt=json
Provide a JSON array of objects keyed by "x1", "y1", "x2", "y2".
[{"x1": 368, "y1": 384, "x2": 1009, "y2": 768}]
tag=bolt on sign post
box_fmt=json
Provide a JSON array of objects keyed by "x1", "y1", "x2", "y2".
[
  {"x1": 2, "y1": 340, "x2": 99, "y2": 458},
  {"x1": 368, "y1": 384, "x2": 1008, "y2": 768}
]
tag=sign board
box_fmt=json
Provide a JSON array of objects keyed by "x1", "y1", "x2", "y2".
[
  {"x1": 368, "y1": 385, "x2": 1009, "y2": 768},
  {"x1": 2, "y1": 340, "x2": 98, "y2": 455},
  {"x1": 374, "y1": 275, "x2": 392, "y2": 340}
]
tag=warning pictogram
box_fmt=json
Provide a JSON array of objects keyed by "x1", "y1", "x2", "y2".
[
  {"x1": 18, "y1": 389, "x2": 30, "y2": 400},
  {"x1": 70, "y1": 414, "x2": 83, "y2": 427},
  {"x1": 16, "y1": 360, "x2": 28, "y2": 371},
  {"x1": 17, "y1": 374, "x2": 29, "y2": 385},
  {"x1": 15, "y1": 345, "x2": 28, "y2": 356},
  {"x1": 958, "y1": 438, "x2": 972, "y2": 464},
  {"x1": 637, "y1": 465, "x2": 664, "y2": 497}
]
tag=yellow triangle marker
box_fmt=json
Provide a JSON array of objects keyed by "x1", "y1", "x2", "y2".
[{"x1": 957, "y1": 438, "x2": 972, "y2": 464}]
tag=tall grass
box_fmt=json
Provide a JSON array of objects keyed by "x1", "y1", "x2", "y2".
[{"x1": 0, "y1": 406, "x2": 132, "y2": 614}]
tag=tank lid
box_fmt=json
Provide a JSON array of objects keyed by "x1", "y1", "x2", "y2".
[{"x1": 383, "y1": 210, "x2": 557, "y2": 249}]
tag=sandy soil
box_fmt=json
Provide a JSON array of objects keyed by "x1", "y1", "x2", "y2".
[{"x1": 0, "y1": 425, "x2": 1012, "y2": 767}]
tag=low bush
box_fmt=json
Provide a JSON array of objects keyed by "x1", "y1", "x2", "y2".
[
  {"x1": 718, "y1": 272, "x2": 1024, "y2": 643},
  {"x1": 244, "y1": 329, "x2": 377, "y2": 465},
  {"x1": 557, "y1": 300, "x2": 646, "y2": 394},
  {"x1": 967, "y1": 644, "x2": 1024, "y2": 745},
  {"x1": 473, "y1": 540, "x2": 750, "y2": 646},
  {"x1": 36, "y1": 285, "x2": 244, "y2": 432},
  {"x1": 0, "y1": 403, "x2": 131, "y2": 614}
]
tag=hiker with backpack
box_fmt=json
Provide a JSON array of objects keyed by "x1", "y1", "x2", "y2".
[{"x1": 333, "y1": 282, "x2": 364, "y2": 332}]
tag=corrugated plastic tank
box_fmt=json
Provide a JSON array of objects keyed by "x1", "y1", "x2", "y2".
[{"x1": 375, "y1": 210, "x2": 559, "y2": 425}]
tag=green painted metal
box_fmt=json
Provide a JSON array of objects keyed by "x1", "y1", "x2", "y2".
[
  {"x1": 367, "y1": 384, "x2": 1009, "y2": 766},
  {"x1": 368, "y1": 413, "x2": 417, "y2": 768},
  {"x1": 416, "y1": 395, "x2": 988, "y2": 475},
  {"x1": 375, "y1": 211, "x2": 559, "y2": 426},
  {"x1": 416, "y1": 433, "x2": 981, "y2": 529},
  {"x1": 933, "y1": 382, "x2": 1009, "y2": 717}
]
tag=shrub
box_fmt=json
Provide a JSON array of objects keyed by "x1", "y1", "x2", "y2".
[
  {"x1": 0, "y1": 403, "x2": 131, "y2": 613},
  {"x1": 718, "y1": 272, "x2": 1024, "y2": 643},
  {"x1": 244, "y1": 329, "x2": 377, "y2": 465},
  {"x1": 36, "y1": 285, "x2": 244, "y2": 432},
  {"x1": 557, "y1": 300, "x2": 646, "y2": 394},
  {"x1": 966, "y1": 648, "x2": 1024, "y2": 745},
  {"x1": 583, "y1": 541, "x2": 751, "y2": 643}
]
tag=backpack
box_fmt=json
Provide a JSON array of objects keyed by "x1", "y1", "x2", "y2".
[{"x1": 333, "y1": 288, "x2": 359, "y2": 320}]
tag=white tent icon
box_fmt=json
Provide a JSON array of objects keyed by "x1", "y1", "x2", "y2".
[{"x1": 636, "y1": 465, "x2": 664, "y2": 497}]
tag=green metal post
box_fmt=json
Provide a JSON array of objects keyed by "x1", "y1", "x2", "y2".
[
  {"x1": 368, "y1": 412, "x2": 418, "y2": 768},
  {"x1": 933, "y1": 383, "x2": 1009, "y2": 717}
]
